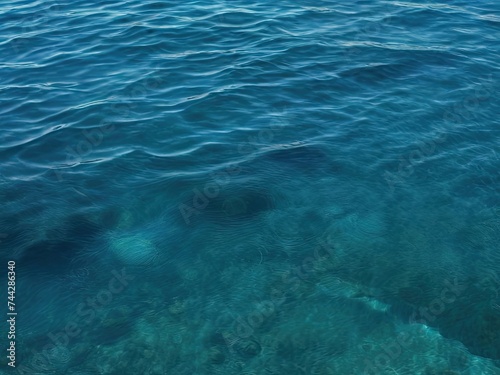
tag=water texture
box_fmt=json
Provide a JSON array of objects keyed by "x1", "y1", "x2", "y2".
[{"x1": 0, "y1": 0, "x2": 499, "y2": 374}]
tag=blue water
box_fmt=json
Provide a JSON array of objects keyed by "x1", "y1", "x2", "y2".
[{"x1": 1, "y1": 0, "x2": 500, "y2": 374}]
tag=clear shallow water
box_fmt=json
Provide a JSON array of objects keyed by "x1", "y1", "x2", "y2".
[{"x1": 1, "y1": 0, "x2": 499, "y2": 374}]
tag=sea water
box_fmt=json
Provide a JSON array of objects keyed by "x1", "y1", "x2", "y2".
[{"x1": 0, "y1": 0, "x2": 499, "y2": 374}]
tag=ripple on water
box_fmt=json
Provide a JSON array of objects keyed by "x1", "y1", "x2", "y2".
[{"x1": 1, "y1": 0, "x2": 500, "y2": 373}]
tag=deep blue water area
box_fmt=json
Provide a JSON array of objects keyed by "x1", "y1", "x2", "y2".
[{"x1": 1, "y1": 0, "x2": 500, "y2": 374}]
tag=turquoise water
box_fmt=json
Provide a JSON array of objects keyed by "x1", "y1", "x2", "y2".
[{"x1": 1, "y1": 0, "x2": 500, "y2": 374}]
